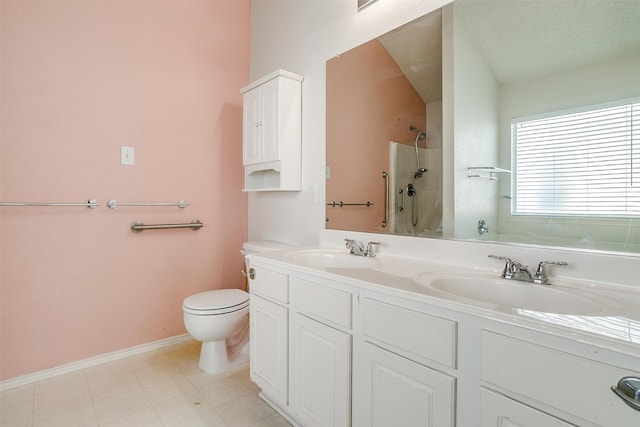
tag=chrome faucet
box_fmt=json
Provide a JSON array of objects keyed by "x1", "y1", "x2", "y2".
[
  {"x1": 345, "y1": 239, "x2": 380, "y2": 257},
  {"x1": 489, "y1": 255, "x2": 532, "y2": 281},
  {"x1": 489, "y1": 255, "x2": 567, "y2": 285},
  {"x1": 533, "y1": 260, "x2": 569, "y2": 285}
]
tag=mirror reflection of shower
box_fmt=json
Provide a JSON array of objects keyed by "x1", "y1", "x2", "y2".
[
  {"x1": 408, "y1": 125, "x2": 427, "y2": 227},
  {"x1": 389, "y1": 105, "x2": 443, "y2": 237},
  {"x1": 410, "y1": 125, "x2": 428, "y2": 178}
]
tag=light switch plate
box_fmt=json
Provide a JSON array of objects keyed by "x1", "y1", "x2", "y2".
[{"x1": 121, "y1": 146, "x2": 134, "y2": 165}]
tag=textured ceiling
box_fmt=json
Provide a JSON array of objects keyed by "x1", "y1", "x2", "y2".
[
  {"x1": 378, "y1": 0, "x2": 640, "y2": 102},
  {"x1": 457, "y1": 0, "x2": 640, "y2": 83}
]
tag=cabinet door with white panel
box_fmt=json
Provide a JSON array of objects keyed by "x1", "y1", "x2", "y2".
[
  {"x1": 291, "y1": 313, "x2": 351, "y2": 427},
  {"x1": 290, "y1": 275, "x2": 354, "y2": 427},
  {"x1": 247, "y1": 261, "x2": 290, "y2": 409},
  {"x1": 361, "y1": 342, "x2": 455, "y2": 427},
  {"x1": 240, "y1": 69, "x2": 303, "y2": 191},
  {"x1": 241, "y1": 85, "x2": 262, "y2": 166},
  {"x1": 250, "y1": 294, "x2": 288, "y2": 408},
  {"x1": 357, "y1": 295, "x2": 457, "y2": 427},
  {"x1": 242, "y1": 76, "x2": 281, "y2": 165}
]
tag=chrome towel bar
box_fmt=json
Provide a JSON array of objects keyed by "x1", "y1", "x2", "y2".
[
  {"x1": 131, "y1": 220, "x2": 203, "y2": 233},
  {"x1": 0, "y1": 199, "x2": 99, "y2": 208},
  {"x1": 108, "y1": 199, "x2": 189, "y2": 209},
  {"x1": 326, "y1": 201, "x2": 374, "y2": 207},
  {"x1": 381, "y1": 171, "x2": 388, "y2": 227}
]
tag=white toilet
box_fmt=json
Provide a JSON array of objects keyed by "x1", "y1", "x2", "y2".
[{"x1": 182, "y1": 240, "x2": 292, "y2": 374}]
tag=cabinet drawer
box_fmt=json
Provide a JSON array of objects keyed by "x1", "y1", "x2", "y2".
[
  {"x1": 482, "y1": 330, "x2": 640, "y2": 426},
  {"x1": 292, "y1": 277, "x2": 352, "y2": 329},
  {"x1": 481, "y1": 388, "x2": 572, "y2": 427},
  {"x1": 363, "y1": 298, "x2": 457, "y2": 368},
  {"x1": 249, "y1": 265, "x2": 289, "y2": 304}
]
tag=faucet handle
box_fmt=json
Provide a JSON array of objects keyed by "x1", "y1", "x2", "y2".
[
  {"x1": 365, "y1": 241, "x2": 380, "y2": 257},
  {"x1": 344, "y1": 238, "x2": 365, "y2": 255},
  {"x1": 489, "y1": 255, "x2": 514, "y2": 279},
  {"x1": 533, "y1": 261, "x2": 568, "y2": 285}
]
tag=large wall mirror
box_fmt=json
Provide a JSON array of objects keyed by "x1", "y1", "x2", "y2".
[{"x1": 326, "y1": 0, "x2": 640, "y2": 254}]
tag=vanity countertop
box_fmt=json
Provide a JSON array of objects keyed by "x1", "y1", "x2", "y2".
[{"x1": 248, "y1": 245, "x2": 640, "y2": 357}]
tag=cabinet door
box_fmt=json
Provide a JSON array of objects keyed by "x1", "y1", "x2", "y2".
[
  {"x1": 360, "y1": 342, "x2": 455, "y2": 427},
  {"x1": 259, "y1": 77, "x2": 281, "y2": 163},
  {"x1": 481, "y1": 389, "x2": 572, "y2": 427},
  {"x1": 242, "y1": 87, "x2": 261, "y2": 165},
  {"x1": 292, "y1": 313, "x2": 351, "y2": 427},
  {"x1": 250, "y1": 294, "x2": 288, "y2": 406}
]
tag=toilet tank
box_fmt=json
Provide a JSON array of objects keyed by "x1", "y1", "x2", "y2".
[{"x1": 242, "y1": 240, "x2": 294, "y2": 256}]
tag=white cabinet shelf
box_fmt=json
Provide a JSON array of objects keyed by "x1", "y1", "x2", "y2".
[{"x1": 240, "y1": 69, "x2": 303, "y2": 191}]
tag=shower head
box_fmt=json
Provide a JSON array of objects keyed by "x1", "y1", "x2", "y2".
[
  {"x1": 410, "y1": 126, "x2": 427, "y2": 140},
  {"x1": 411, "y1": 125, "x2": 428, "y2": 177}
]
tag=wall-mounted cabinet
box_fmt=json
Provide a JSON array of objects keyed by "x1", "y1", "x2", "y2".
[{"x1": 240, "y1": 69, "x2": 303, "y2": 191}]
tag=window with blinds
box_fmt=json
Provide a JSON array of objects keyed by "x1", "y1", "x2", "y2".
[{"x1": 512, "y1": 100, "x2": 640, "y2": 217}]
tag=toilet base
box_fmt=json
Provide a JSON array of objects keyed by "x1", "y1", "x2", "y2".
[{"x1": 198, "y1": 338, "x2": 250, "y2": 375}]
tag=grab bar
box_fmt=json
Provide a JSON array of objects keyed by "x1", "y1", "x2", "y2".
[
  {"x1": 381, "y1": 171, "x2": 388, "y2": 227},
  {"x1": 131, "y1": 220, "x2": 203, "y2": 232},
  {"x1": 0, "y1": 199, "x2": 99, "y2": 209},
  {"x1": 327, "y1": 201, "x2": 374, "y2": 207},
  {"x1": 108, "y1": 199, "x2": 189, "y2": 209}
]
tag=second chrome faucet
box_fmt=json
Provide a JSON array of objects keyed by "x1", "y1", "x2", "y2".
[
  {"x1": 489, "y1": 255, "x2": 568, "y2": 285},
  {"x1": 345, "y1": 239, "x2": 380, "y2": 257}
]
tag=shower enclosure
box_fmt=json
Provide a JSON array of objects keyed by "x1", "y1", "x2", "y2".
[{"x1": 389, "y1": 126, "x2": 443, "y2": 236}]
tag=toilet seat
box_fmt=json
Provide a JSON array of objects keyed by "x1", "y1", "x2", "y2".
[{"x1": 183, "y1": 289, "x2": 249, "y2": 316}]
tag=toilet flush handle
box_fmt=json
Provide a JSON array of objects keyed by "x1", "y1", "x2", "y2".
[{"x1": 241, "y1": 267, "x2": 256, "y2": 280}]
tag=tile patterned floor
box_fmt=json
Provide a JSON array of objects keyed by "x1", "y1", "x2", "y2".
[{"x1": 0, "y1": 339, "x2": 292, "y2": 427}]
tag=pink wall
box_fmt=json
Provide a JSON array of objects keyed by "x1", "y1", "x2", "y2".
[
  {"x1": 326, "y1": 39, "x2": 426, "y2": 232},
  {"x1": 0, "y1": 0, "x2": 250, "y2": 380}
]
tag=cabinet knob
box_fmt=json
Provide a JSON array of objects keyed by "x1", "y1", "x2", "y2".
[
  {"x1": 612, "y1": 376, "x2": 640, "y2": 411},
  {"x1": 241, "y1": 267, "x2": 256, "y2": 280}
]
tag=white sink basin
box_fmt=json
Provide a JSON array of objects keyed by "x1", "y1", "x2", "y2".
[
  {"x1": 415, "y1": 273, "x2": 616, "y2": 315},
  {"x1": 285, "y1": 249, "x2": 379, "y2": 269}
]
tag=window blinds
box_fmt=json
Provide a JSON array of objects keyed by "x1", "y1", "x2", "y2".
[{"x1": 512, "y1": 101, "x2": 640, "y2": 217}]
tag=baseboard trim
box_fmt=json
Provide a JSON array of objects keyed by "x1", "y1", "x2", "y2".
[{"x1": 0, "y1": 334, "x2": 192, "y2": 392}]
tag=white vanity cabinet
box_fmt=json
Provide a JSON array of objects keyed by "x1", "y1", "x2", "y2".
[
  {"x1": 247, "y1": 254, "x2": 640, "y2": 427},
  {"x1": 356, "y1": 295, "x2": 457, "y2": 427},
  {"x1": 290, "y1": 275, "x2": 354, "y2": 427},
  {"x1": 240, "y1": 69, "x2": 303, "y2": 191},
  {"x1": 248, "y1": 261, "x2": 290, "y2": 409}
]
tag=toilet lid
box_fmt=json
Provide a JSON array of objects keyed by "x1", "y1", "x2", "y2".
[{"x1": 183, "y1": 289, "x2": 249, "y2": 311}]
